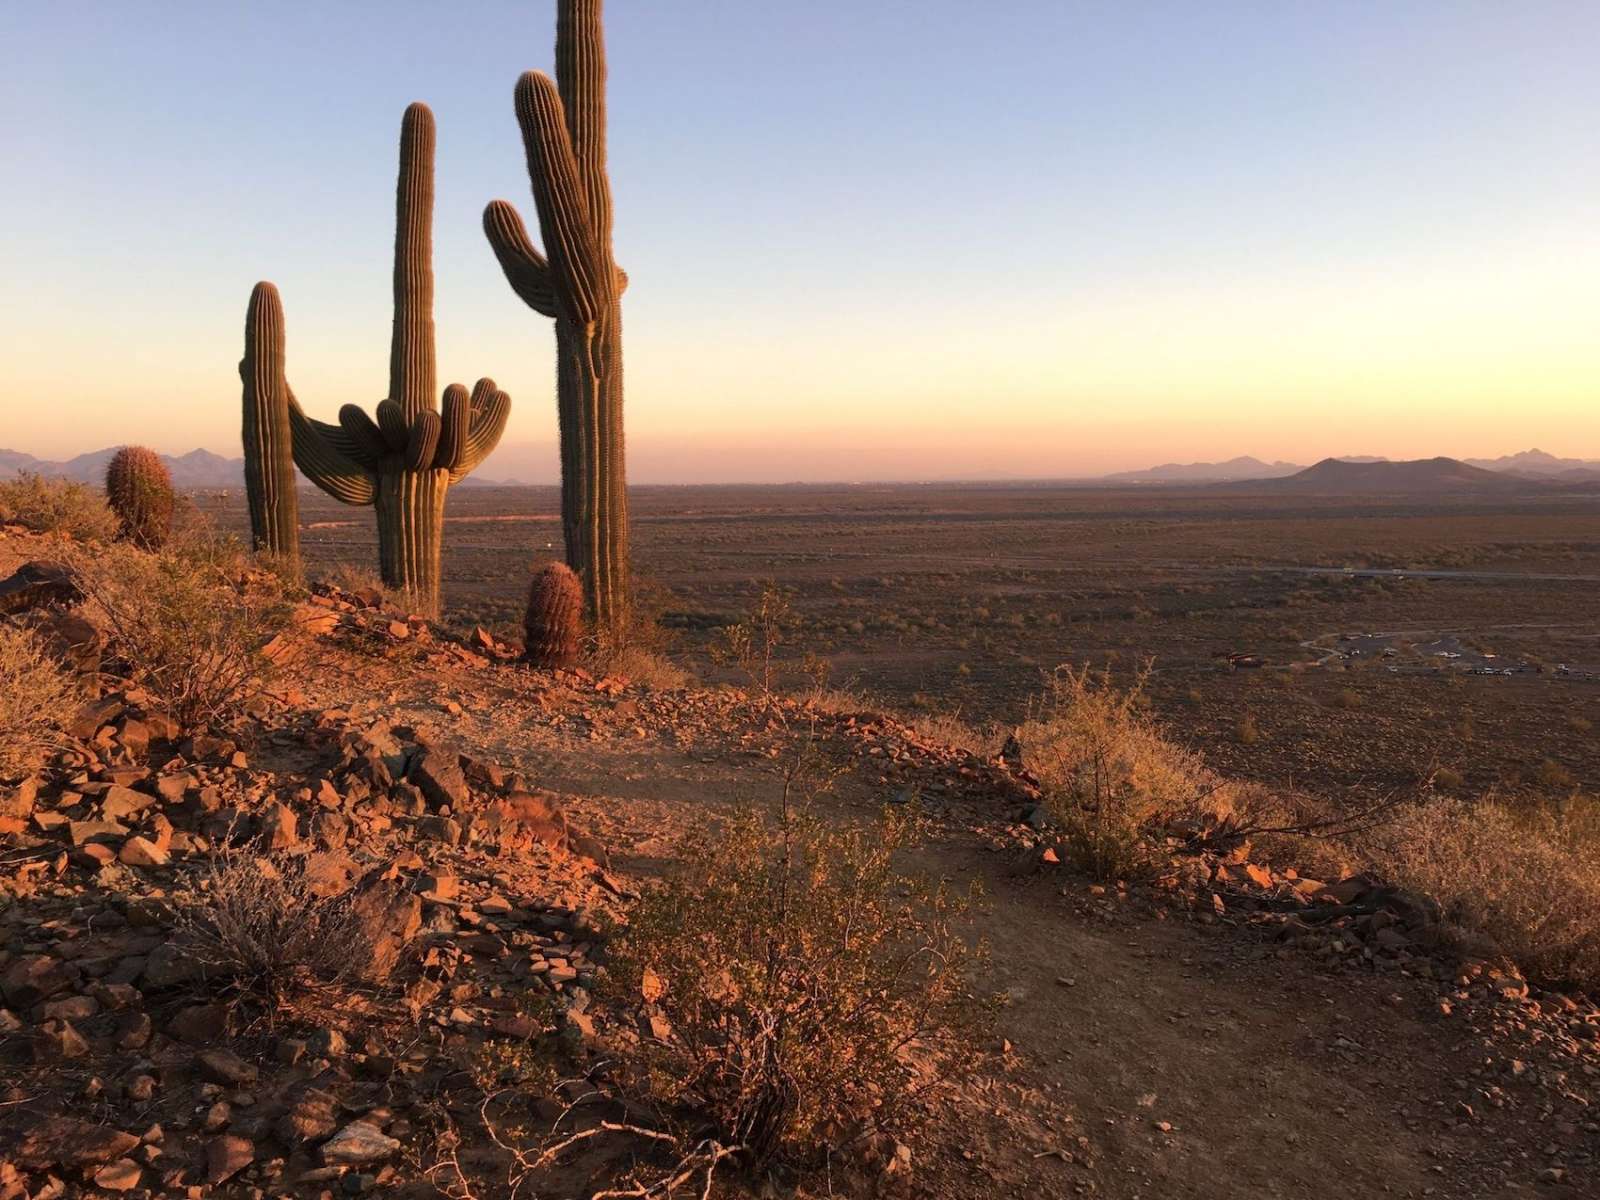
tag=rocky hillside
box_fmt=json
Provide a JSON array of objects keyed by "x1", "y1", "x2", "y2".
[{"x1": 1, "y1": 525, "x2": 1596, "y2": 1198}]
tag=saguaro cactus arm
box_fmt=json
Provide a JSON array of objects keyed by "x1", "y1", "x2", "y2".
[
  {"x1": 240, "y1": 282, "x2": 300, "y2": 561},
  {"x1": 287, "y1": 392, "x2": 378, "y2": 506},
  {"x1": 447, "y1": 378, "x2": 512, "y2": 483},
  {"x1": 483, "y1": 202, "x2": 559, "y2": 317},
  {"x1": 390, "y1": 102, "x2": 438, "y2": 423},
  {"x1": 512, "y1": 71, "x2": 613, "y2": 324}
]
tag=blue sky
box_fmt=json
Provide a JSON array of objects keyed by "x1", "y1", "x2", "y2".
[{"x1": 2, "y1": 1, "x2": 1597, "y2": 480}]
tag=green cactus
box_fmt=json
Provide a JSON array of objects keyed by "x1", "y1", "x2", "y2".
[
  {"x1": 484, "y1": 0, "x2": 630, "y2": 631},
  {"x1": 239, "y1": 282, "x2": 299, "y2": 568},
  {"x1": 523, "y1": 560, "x2": 584, "y2": 668},
  {"x1": 104, "y1": 446, "x2": 174, "y2": 550},
  {"x1": 241, "y1": 102, "x2": 510, "y2": 613}
]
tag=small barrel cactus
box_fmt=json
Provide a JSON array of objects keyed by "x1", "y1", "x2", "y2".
[
  {"x1": 524, "y1": 561, "x2": 583, "y2": 668},
  {"x1": 104, "y1": 447, "x2": 174, "y2": 550}
]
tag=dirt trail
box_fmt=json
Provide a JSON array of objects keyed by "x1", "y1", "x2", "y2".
[{"x1": 302, "y1": 661, "x2": 1577, "y2": 1200}]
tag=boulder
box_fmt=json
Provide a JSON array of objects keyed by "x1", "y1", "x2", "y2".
[
  {"x1": 0, "y1": 561, "x2": 80, "y2": 615},
  {"x1": 408, "y1": 749, "x2": 469, "y2": 811},
  {"x1": 346, "y1": 876, "x2": 422, "y2": 980}
]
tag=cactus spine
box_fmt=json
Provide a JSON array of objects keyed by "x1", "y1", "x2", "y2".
[
  {"x1": 104, "y1": 446, "x2": 174, "y2": 550},
  {"x1": 523, "y1": 560, "x2": 584, "y2": 668},
  {"x1": 484, "y1": 0, "x2": 630, "y2": 630},
  {"x1": 240, "y1": 282, "x2": 299, "y2": 567},
  {"x1": 240, "y1": 103, "x2": 510, "y2": 614}
]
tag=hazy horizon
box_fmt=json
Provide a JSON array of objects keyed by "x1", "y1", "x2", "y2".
[{"x1": 3, "y1": 0, "x2": 1597, "y2": 480}]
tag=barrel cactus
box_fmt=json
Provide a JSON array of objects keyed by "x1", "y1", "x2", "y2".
[
  {"x1": 104, "y1": 447, "x2": 174, "y2": 550},
  {"x1": 484, "y1": 0, "x2": 629, "y2": 630},
  {"x1": 240, "y1": 103, "x2": 510, "y2": 613},
  {"x1": 523, "y1": 561, "x2": 583, "y2": 668}
]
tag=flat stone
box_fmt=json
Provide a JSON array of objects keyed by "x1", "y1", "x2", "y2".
[
  {"x1": 196, "y1": 1047, "x2": 259, "y2": 1086},
  {"x1": 101, "y1": 785, "x2": 155, "y2": 822},
  {"x1": 14, "y1": 1117, "x2": 139, "y2": 1169},
  {"x1": 92, "y1": 1158, "x2": 144, "y2": 1191},
  {"x1": 119, "y1": 835, "x2": 170, "y2": 867},
  {"x1": 276, "y1": 1088, "x2": 339, "y2": 1146},
  {"x1": 68, "y1": 819, "x2": 128, "y2": 847},
  {"x1": 206, "y1": 1134, "x2": 255, "y2": 1183},
  {"x1": 320, "y1": 1121, "x2": 401, "y2": 1166},
  {"x1": 1, "y1": 954, "x2": 72, "y2": 1007}
]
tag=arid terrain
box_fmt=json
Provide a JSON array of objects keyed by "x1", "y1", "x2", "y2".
[
  {"x1": 198, "y1": 483, "x2": 1600, "y2": 805},
  {"x1": 3, "y1": 506, "x2": 1599, "y2": 1199}
]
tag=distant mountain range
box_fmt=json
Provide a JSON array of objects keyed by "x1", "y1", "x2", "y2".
[
  {"x1": 1217, "y1": 456, "x2": 1548, "y2": 495},
  {"x1": 1101, "y1": 455, "x2": 1302, "y2": 484},
  {"x1": 4, "y1": 445, "x2": 1599, "y2": 494},
  {"x1": 1, "y1": 447, "x2": 244, "y2": 489},
  {"x1": 1107, "y1": 448, "x2": 1600, "y2": 487}
]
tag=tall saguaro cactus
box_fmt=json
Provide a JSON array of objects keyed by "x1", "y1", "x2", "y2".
[
  {"x1": 240, "y1": 103, "x2": 511, "y2": 612},
  {"x1": 484, "y1": 0, "x2": 630, "y2": 630}
]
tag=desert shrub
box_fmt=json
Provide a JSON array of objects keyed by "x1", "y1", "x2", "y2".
[
  {"x1": 0, "y1": 623, "x2": 80, "y2": 783},
  {"x1": 712, "y1": 581, "x2": 792, "y2": 701},
  {"x1": 1533, "y1": 759, "x2": 1577, "y2": 792},
  {"x1": 1432, "y1": 766, "x2": 1465, "y2": 792},
  {"x1": 610, "y1": 803, "x2": 986, "y2": 1168},
  {"x1": 0, "y1": 472, "x2": 119, "y2": 542},
  {"x1": 1333, "y1": 688, "x2": 1362, "y2": 710},
  {"x1": 69, "y1": 533, "x2": 293, "y2": 728},
  {"x1": 174, "y1": 848, "x2": 377, "y2": 1015},
  {"x1": 1236, "y1": 714, "x2": 1261, "y2": 744},
  {"x1": 1360, "y1": 796, "x2": 1600, "y2": 990},
  {"x1": 1019, "y1": 664, "x2": 1221, "y2": 879}
]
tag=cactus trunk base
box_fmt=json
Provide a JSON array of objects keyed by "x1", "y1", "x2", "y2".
[
  {"x1": 560, "y1": 311, "x2": 629, "y2": 631},
  {"x1": 376, "y1": 468, "x2": 449, "y2": 614}
]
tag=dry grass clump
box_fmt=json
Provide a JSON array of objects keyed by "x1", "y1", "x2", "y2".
[
  {"x1": 0, "y1": 623, "x2": 80, "y2": 783},
  {"x1": 1358, "y1": 795, "x2": 1600, "y2": 991},
  {"x1": 69, "y1": 532, "x2": 294, "y2": 728},
  {"x1": 1019, "y1": 664, "x2": 1224, "y2": 879},
  {"x1": 610, "y1": 801, "x2": 987, "y2": 1169},
  {"x1": 174, "y1": 849, "x2": 376, "y2": 1016},
  {"x1": 0, "y1": 473, "x2": 120, "y2": 542},
  {"x1": 587, "y1": 576, "x2": 688, "y2": 690},
  {"x1": 897, "y1": 710, "x2": 1003, "y2": 758}
]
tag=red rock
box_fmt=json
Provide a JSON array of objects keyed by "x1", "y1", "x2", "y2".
[
  {"x1": 1, "y1": 955, "x2": 72, "y2": 1007},
  {"x1": 93, "y1": 1158, "x2": 144, "y2": 1191},
  {"x1": 260, "y1": 801, "x2": 300, "y2": 851},
  {"x1": 14, "y1": 1118, "x2": 139, "y2": 1169},
  {"x1": 119, "y1": 836, "x2": 169, "y2": 868},
  {"x1": 206, "y1": 1134, "x2": 255, "y2": 1183}
]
